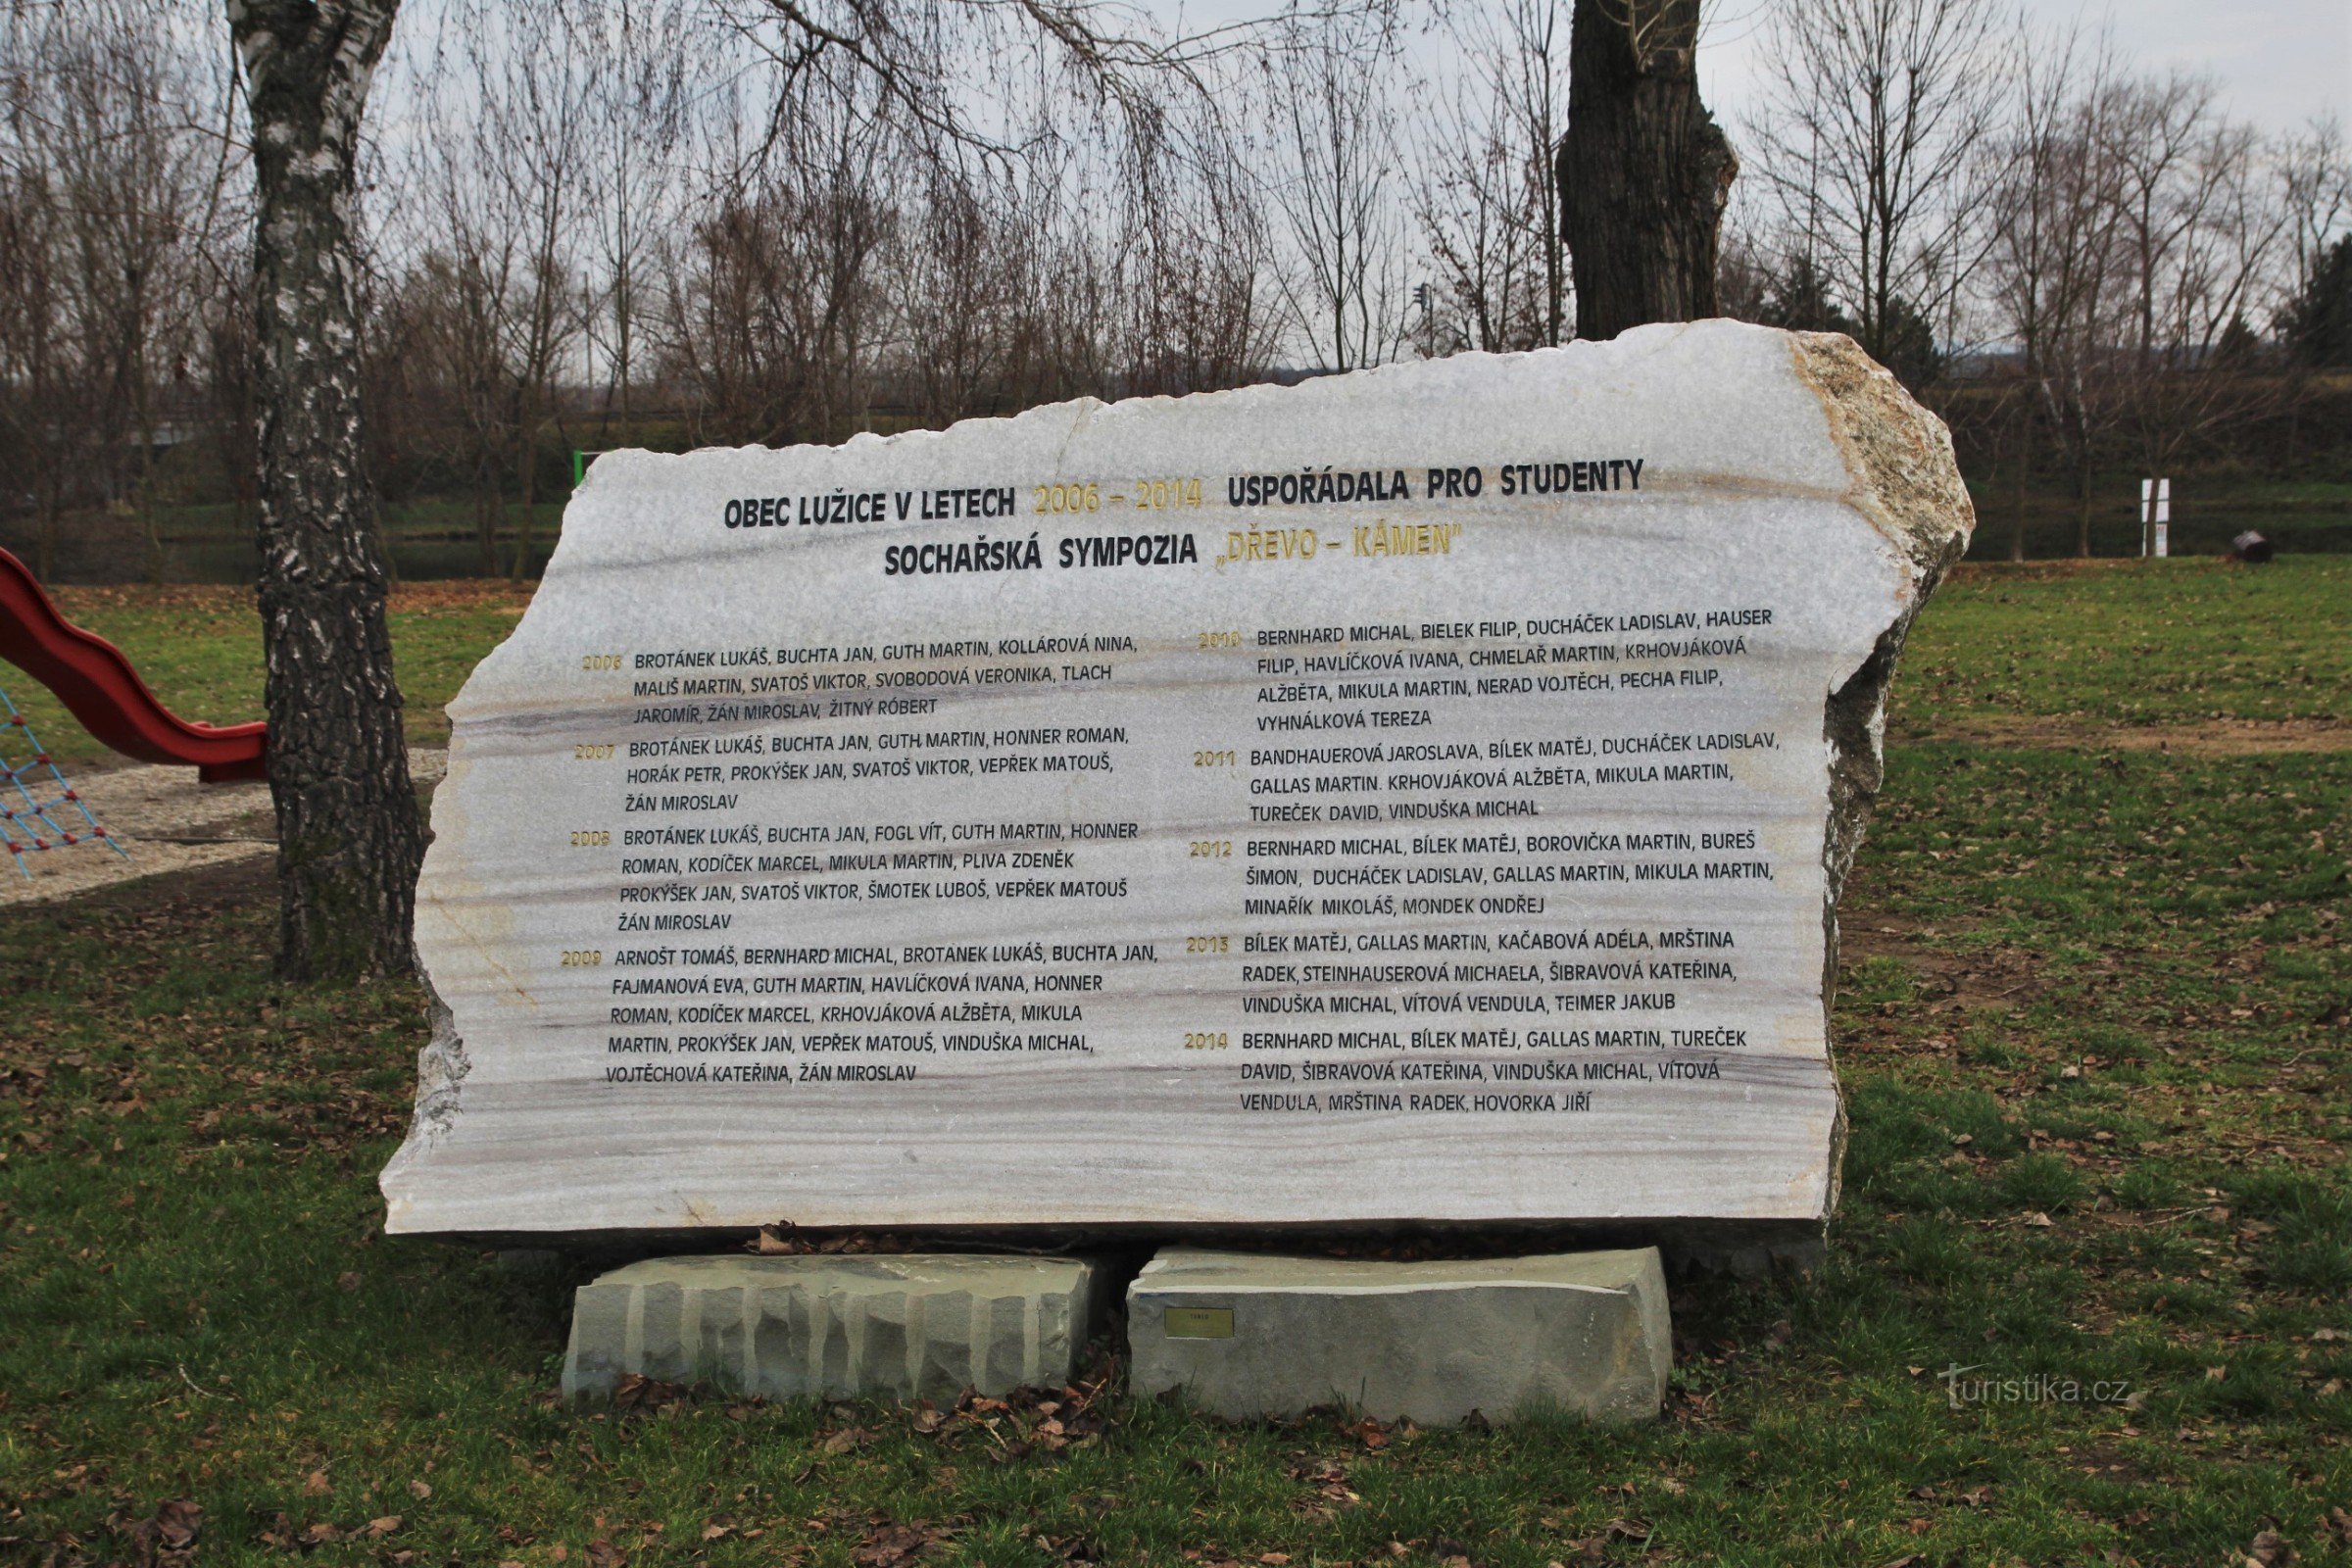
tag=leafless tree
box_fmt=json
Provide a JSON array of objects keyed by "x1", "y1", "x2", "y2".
[
  {"x1": 2277, "y1": 117, "x2": 2351, "y2": 313},
  {"x1": 655, "y1": 71, "x2": 896, "y2": 445},
  {"x1": 1271, "y1": 13, "x2": 1408, "y2": 371},
  {"x1": 1745, "y1": 0, "x2": 2007, "y2": 372},
  {"x1": 1412, "y1": 0, "x2": 1568, "y2": 353},
  {"x1": 891, "y1": 161, "x2": 1030, "y2": 425},
  {"x1": 435, "y1": 1, "x2": 597, "y2": 576},
  {"x1": 2102, "y1": 74, "x2": 2287, "y2": 548},
  {"x1": 579, "y1": 0, "x2": 698, "y2": 447},
  {"x1": 1121, "y1": 130, "x2": 1280, "y2": 393},
  {"x1": 0, "y1": 138, "x2": 77, "y2": 579},
  {"x1": 1, "y1": 1, "x2": 233, "y2": 582},
  {"x1": 1982, "y1": 25, "x2": 2128, "y2": 558}
]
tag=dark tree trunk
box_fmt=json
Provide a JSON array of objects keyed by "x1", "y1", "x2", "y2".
[
  {"x1": 511, "y1": 405, "x2": 535, "y2": 581},
  {"x1": 2075, "y1": 459, "x2": 2093, "y2": 558},
  {"x1": 1555, "y1": 0, "x2": 1737, "y2": 341},
  {"x1": 228, "y1": 0, "x2": 422, "y2": 980},
  {"x1": 2010, "y1": 417, "x2": 2030, "y2": 563}
]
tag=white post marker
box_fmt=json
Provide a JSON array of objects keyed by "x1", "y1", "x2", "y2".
[
  {"x1": 2140, "y1": 478, "x2": 2152, "y2": 557},
  {"x1": 2154, "y1": 478, "x2": 2170, "y2": 558}
]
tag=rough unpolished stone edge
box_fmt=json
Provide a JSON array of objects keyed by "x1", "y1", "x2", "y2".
[
  {"x1": 383, "y1": 987, "x2": 469, "y2": 1185},
  {"x1": 1791, "y1": 332, "x2": 1977, "y2": 1232}
]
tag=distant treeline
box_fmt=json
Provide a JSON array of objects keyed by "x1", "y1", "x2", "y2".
[{"x1": 2, "y1": 0, "x2": 2347, "y2": 583}]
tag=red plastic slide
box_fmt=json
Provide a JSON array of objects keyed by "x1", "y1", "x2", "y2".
[{"x1": 0, "y1": 546, "x2": 267, "y2": 783}]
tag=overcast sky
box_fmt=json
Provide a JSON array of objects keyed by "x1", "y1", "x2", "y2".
[
  {"x1": 1147, "y1": 0, "x2": 2348, "y2": 135},
  {"x1": 1693, "y1": 0, "x2": 2349, "y2": 135}
]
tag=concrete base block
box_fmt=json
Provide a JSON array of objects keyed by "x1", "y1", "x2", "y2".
[
  {"x1": 562, "y1": 1253, "x2": 1104, "y2": 1403},
  {"x1": 1127, "y1": 1248, "x2": 1670, "y2": 1425}
]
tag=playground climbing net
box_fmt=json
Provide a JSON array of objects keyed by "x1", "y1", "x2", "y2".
[{"x1": 2, "y1": 684, "x2": 125, "y2": 879}]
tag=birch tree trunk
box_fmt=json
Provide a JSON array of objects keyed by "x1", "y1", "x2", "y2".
[
  {"x1": 227, "y1": 0, "x2": 421, "y2": 979},
  {"x1": 1554, "y1": 0, "x2": 1736, "y2": 340}
]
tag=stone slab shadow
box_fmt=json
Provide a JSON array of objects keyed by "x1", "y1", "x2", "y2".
[
  {"x1": 562, "y1": 1252, "x2": 1108, "y2": 1403},
  {"x1": 1127, "y1": 1247, "x2": 1672, "y2": 1426}
]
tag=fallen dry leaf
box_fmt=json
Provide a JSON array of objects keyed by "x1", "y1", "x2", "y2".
[
  {"x1": 851, "y1": 1523, "x2": 935, "y2": 1567},
  {"x1": 126, "y1": 1497, "x2": 204, "y2": 1568},
  {"x1": 2248, "y1": 1529, "x2": 2295, "y2": 1567},
  {"x1": 408, "y1": 1479, "x2": 432, "y2": 1500},
  {"x1": 303, "y1": 1469, "x2": 329, "y2": 1495},
  {"x1": 365, "y1": 1515, "x2": 404, "y2": 1539}
]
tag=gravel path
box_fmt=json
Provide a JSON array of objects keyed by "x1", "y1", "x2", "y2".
[{"x1": 0, "y1": 749, "x2": 446, "y2": 907}]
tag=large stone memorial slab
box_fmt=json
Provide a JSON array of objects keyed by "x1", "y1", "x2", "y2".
[{"x1": 381, "y1": 320, "x2": 1972, "y2": 1240}]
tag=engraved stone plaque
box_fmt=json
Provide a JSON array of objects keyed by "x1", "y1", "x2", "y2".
[{"x1": 381, "y1": 320, "x2": 1972, "y2": 1240}]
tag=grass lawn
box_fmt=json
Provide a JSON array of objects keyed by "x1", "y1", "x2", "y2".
[
  {"x1": 2, "y1": 584, "x2": 531, "y2": 774},
  {"x1": 1894, "y1": 558, "x2": 2352, "y2": 732},
  {"x1": 1, "y1": 561, "x2": 2347, "y2": 1566}
]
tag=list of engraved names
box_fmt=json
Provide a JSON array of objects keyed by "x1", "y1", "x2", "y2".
[{"x1": 553, "y1": 458, "x2": 1815, "y2": 1124}]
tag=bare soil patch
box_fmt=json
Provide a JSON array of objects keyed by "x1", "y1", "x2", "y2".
[
  {"x1": 1840, "y1": 912, "x2": 2045, "y2": 1016},
  {"x1": 1912, "y1": 714, "x2": 2350, "y2": 756},
  {"x1": 0, "y1": 750, "x2": 444, "y2": 907}
]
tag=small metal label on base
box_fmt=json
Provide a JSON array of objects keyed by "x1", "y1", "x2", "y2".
[{"x1": 1164, "y1": 1306, "x2": 1235, "y2": 1339}]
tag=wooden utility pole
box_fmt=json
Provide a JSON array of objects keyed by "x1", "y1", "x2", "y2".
[
  {"x1": 1554, "y1": 0, "x2": 1737, "y2": 340},
  {"x1": 227, "y1": 0, "x2": 423, "y2": 979}
]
